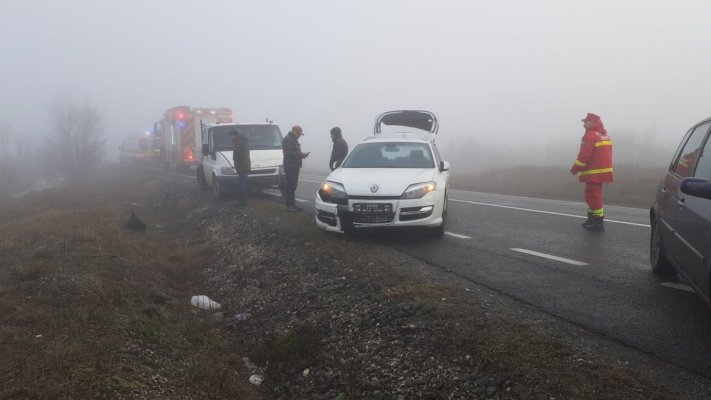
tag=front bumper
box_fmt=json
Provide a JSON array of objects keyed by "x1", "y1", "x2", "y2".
[{"x1": 314, "y1": 192, "x2": 443, "y2": 233}]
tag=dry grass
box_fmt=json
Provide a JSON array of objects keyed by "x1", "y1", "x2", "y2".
[
  {"x1": 0, "y1": 167, "x2": 258, "y2": 399},
  {"x1": 452, "y1": 164, "x2": 665, "y2": 208}
]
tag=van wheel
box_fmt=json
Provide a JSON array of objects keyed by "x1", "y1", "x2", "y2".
[
  {"x1": 650, "y1": 222, "x2": 675, "y2": 277},
  {"x1": 197, "y1": 167, "x2": 208, "y2": 190},
  {"x1": 212, "y1": 175, "x2": 225, "y2": 200}
]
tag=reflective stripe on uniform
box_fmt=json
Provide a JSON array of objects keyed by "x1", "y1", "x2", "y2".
[
  {"x1": 575, "y1": 160, "x2": 586, "y2": 167},
  {"x1": 591, "y1": 208, "x2": 604, "y2": 217},
  {"x1": 579, "y1": 167, "x2": 613, "y2": 176},
  {"x1": 594, "y1": 140, "x2": 612, "y2": 147}
]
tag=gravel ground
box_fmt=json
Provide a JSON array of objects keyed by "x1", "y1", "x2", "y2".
[{"x1": 181, "y1": 185, "x2": 711, "y2": 400}]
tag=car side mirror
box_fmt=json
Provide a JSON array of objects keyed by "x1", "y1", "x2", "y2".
[
  {"x1": 440, "y1": 160, "x2": 450, "y2": 171},
  {"x1": 680, "y1": 177, "x2": 711, "y2": 200},
  {"x1": 202, "y1": 144, "x2": 209, "y2": 156}
]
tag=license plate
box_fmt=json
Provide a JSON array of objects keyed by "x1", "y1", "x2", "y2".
[{"x1": 353, "y1": 203, "x2": 392, "y2": 213}]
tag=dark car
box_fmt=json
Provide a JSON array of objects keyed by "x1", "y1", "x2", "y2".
[{"x1": 650, "y1": 117, "x2": 711, "y2": 304}]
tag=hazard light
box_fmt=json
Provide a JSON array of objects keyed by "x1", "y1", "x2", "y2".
[{"x1": 178, "y1": 112, "x2": 185, "y2": 120}]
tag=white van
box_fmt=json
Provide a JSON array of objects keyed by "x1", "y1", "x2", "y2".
[{"x1": 197, "y1": 123, "x2": 284, "y2": 198}]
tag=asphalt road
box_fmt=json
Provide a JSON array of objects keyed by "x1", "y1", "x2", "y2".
[{"x1": 286, "y1": 173, "x2": 711, "y2": 379}]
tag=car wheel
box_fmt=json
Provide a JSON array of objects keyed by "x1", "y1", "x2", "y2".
[
  {"x1": 650, "y1": 221, "x2": 675, "y2": 277},
  {"x1": 197, "y1": 167, "x2": 208, "y2": 190},
  {"x1": 212, "y1": 175, "x2": 225, "y2": 200},
  {"x1": 430, "y1": 216, "x2": 446, "y2": 239},
  {"x1": 443, "y1": 190, "x2": 449, "y2": 217}
]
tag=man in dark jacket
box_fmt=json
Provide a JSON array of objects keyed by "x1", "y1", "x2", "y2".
[
  {"x1": 329, "y1": 126, "x2": 348, "y2": 171},
  {"x1": 281, "y1": 125, "x2": 309, "y2": 211},
  {"x1": 231, "y1": 130, "x2": 250, "y2": 207}
]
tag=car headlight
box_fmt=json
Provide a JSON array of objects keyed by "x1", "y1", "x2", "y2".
[
  {"x1": 220, "y1": 166, "x2": 237, "y2": 175},
  {"x1": 319, "y1": 181, "x2": 348, "y2": 204},
  {"x1": 278, "y1": 165, "x2": 285, "y2": 174},
  {"x1": 401, "y1": 182, "x2": 436, "y2": 199}
]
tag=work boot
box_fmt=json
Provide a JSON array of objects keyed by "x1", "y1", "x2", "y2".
[
  {"x1": 581, "y1": 211, "x2": 593, "y2": 228},
  {"x1": 584, "y1": 216, "x2": 604, "y2": 232}
]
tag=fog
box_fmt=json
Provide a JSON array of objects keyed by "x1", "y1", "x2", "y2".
[{"x1": 3, "y1": 0, "x2": 711, "y2": 175}]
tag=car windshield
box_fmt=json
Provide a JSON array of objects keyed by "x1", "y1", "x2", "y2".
[
  {"x1": 212, "y1": 125, "x2": 283, "y2": 151},
  {"x1": 342, "y1": 142, "x2": 434, "y2": 168}
]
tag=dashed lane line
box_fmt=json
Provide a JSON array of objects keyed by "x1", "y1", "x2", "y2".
[
  {"x1": 660, "y1": 282, "x2": 695, "y2": 292},
  {"x1": 511, "y1": 248, "x2": 588, "y2": 266},
  {"x1": 262, "y1": 189, "x2": 308, "y2": 203},
  {"x1": 450, "y1": 198, "x2": 650, "y2": 228},
  {"x1": 444, "y1": 232, "x2": 472, "y2": 239}
]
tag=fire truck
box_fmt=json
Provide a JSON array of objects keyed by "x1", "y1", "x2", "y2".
[{"x1": 152, "y1": 106, "x2": 232, "y2": 170}]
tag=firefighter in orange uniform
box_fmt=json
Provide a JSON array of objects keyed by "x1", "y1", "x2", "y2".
[{"x1": 570, "y1": 113, "x2": 613, "y2": 231}]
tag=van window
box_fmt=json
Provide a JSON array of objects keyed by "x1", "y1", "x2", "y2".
[
  {"x1": 210, "y1": 125, "x2": 283, "y2": 151},
  {"x1": 673, "y1": 122, "x2": 711, "y2": 178}
]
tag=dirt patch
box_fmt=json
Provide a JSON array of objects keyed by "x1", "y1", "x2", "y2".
[{"x1": 0, "y1": 165, "x2": 708, "y2": 399}]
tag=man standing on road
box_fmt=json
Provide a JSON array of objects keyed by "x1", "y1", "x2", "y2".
[
  {"x1": 282, "y1": 125, "x2": 310, "y2": 211},
  {"x1": 329, "y1": 126, "x2": 348, "y2": 171},
  {"x1": 570, "y1": 113, "x2": 613, "y2": 231},
  {"x1": 232, "y1": 130, "x2": 250, "y2": 207}
]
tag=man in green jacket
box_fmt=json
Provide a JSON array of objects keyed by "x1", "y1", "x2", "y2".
[
  {"x1": 231, "y1": 130, "x2": 250, "y2": 207},
  {"x1": 281, "y1": 125, "x2": 310, "y2": 211}
]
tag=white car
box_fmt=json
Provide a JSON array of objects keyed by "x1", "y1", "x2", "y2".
[{"x1": 314, "y1": 110, "x2": 450, "y2": 237}]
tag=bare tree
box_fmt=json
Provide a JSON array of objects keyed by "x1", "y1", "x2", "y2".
[
  {"x1": 0, "y1": 122, "x2": 41, "y2": 198},
  {"x1": 0, "y1": 121, "x2": 11, "y2": 163},
  {"x1": 45, "y1": 97, "x2": 106, "y2": 179}
]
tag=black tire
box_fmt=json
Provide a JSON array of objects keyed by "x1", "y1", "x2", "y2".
[
  {"x1": 430, "y1": 215, "x2": 446, "y2": 239},
  {"x1": 197, "y1": 167, "x2": 208, "y2": 190},
  {"x1": 442, "y1": 190, "x2": 449, "y2": 217},
  {"x1": 212, "y1": 175, "x2": 225, "y2": 200},
  {"x1": 650, "y1": 222, "x2": 675, "y2": 277}
]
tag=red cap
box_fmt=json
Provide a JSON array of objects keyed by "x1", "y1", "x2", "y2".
[{"x1": 581, "y1": 113, "x2": 601, "y2": 122}]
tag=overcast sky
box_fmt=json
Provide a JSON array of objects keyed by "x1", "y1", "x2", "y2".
[{"x1": 2, "y1": 0, "x2": 711, "y2": 170}]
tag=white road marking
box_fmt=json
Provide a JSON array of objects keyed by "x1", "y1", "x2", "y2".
[
  {"x1": 444, "y1": 232, "x2": 472, "y2": 239},
  {"x1": 660, "y1": 282, "x2": 695, "y2": 292},
  {"x1": 450, "y1": 198, "x2": 650, "y2": 228},
  {"x1": 300, "y1": 179, "x2": 323, "y2": 184},
  {"x1": 262, "y1": 190, "x2": 309, "y2": 203},
  {"x1": 262, "y1": 189, "x2": 281, "y2": 197},
  {"x1": 511, "y1": 248, "x2": 588, "y2": 266}
]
